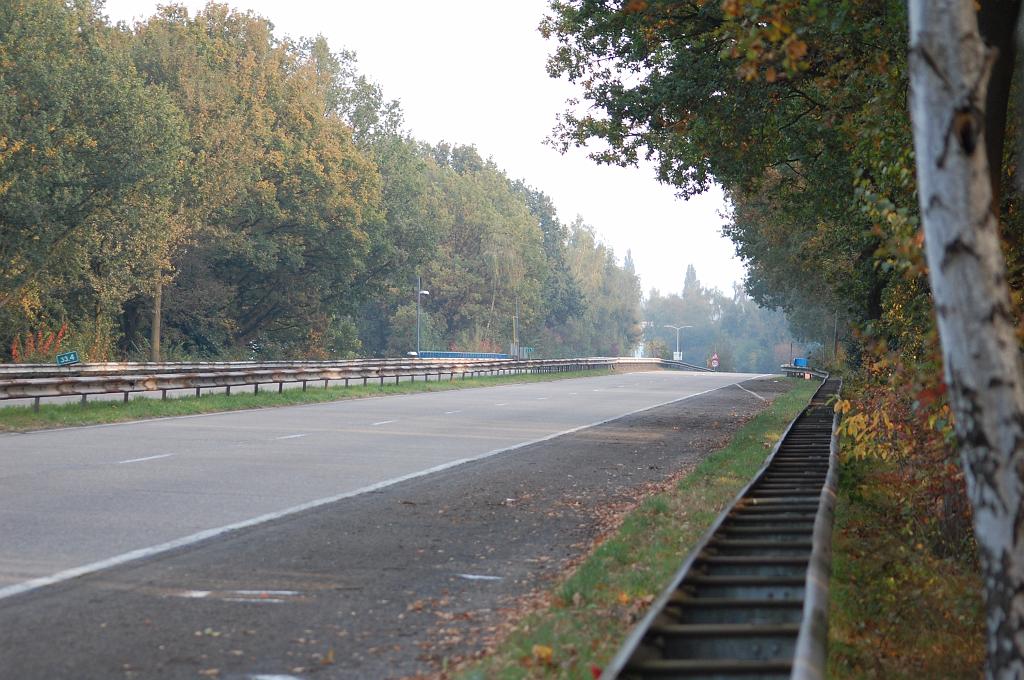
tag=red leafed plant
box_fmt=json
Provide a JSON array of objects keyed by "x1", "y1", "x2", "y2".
[{"x1": 9, "y1": 322, "x2": 68, "y2": 363}]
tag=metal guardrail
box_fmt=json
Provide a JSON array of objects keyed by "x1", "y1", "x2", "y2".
[
  {"x1": 0, "y1": 358, "x2": 462, "y2": 379},
  {"x1": 601, "y1": 376, "x2": 841, "y2": 680},
  {"x1": 780, "y1": 364, "x2": 828, "y2": 379},
  {"x1": 0, "y1": 358, "x2": 619, "y2": 406},
  {"x1": 0, "y1": 355, "x2": 738, "y2": 410},
  {"x1": 606, "y1": 357, "x2": 715, "y2": 372}
]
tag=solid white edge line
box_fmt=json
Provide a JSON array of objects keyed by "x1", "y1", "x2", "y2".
[
  {"x1": 371, "y1": 420, "x2": 395, "y2": 426},
  {"x1": 274, "y1": 433, "x2": 308, "y2": 440},
  {"x1": 116, "y1": 453, "x2": 174, "y2": 465},
  {"x1": 0, "y1": 374, "x2": 771, "y2": 602}
]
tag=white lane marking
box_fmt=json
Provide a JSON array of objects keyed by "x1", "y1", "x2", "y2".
[
  {"x1": 456, "y1": 573, "x2": 502, "y2": 581},
  {"x1": 117, "y1": 453, "x2": 174, "y2": 465},
  {"x1": 737, "y1": 384, "x2": 767, "y2": 402},
  {"x1": 224, "y1": 597, "x2": 286, "y2": 603},
  {"x1": 372, "y1": 420, "x2": 396, "y2": 426},
  {"x1": 444, "y1": 410, "x2": 462, "y2": 415},
  {"x1": 232, "y1": 590, "x2": 299, "y2": 595},
  {"x1": 176, "y1": 590, "x2": 211, "y2": 599},
  {"x1": 494, "y1": 403, "x2": 507, "y2": 406},
  {"x1": 250, "y1": 675, "x2": 304, "y2": 680},
  {"x1": 0, "y1": 376, "x2": 765, "y2": 602},
  {"x1": 535, "y1": 397, "x2": 548, "y2": 401},
  {"x1": 569, "y1": 392, "x2": 578, "y2": 395},
  {"x1": 274, "y1": 433, "x2": 307, "y2": 440}
]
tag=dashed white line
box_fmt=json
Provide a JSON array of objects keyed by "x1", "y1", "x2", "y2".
[
  {"x1": 116, "y1": 453, "x2": 174, "y2": 465},
  {"x1": 445, "y1": 410, "x2": 462, "y2": 415},
  {"x1": 372, "y1": 420, "x2": 396, "y2": 426},
  {"x1": 536, "y1": 397, "x2": 548, "y2": 401},
  {"x1": 456, "y1": 573, "x2": 503, "y2": 581},
  {"x1": 274, "y1": 433, "x2": 308, "y2": 440},
  {"x1": 494, "y1": 403, "x2": 508, "y2": 406}
]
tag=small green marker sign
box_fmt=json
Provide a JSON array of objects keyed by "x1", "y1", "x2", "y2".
[{"x1": 56, "y1": 351, "x2": 80, "y2": 366}]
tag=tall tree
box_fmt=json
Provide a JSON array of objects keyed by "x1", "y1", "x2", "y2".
[{"x1": 908, "y1": 1, "x2": 1024, "y2": 674}]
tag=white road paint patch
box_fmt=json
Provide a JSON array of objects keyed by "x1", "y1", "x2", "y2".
[
  {"x1": 232, "y1": 590, "x2": 299, "y2": 595},
  {"x1": 0, "y1": 376, "x2": 770, "y2": 602},
  {"x1": 371, "y1": 420, "x2": 396, "y2": 426},
  {"x1": 224, "y1": 597, "x2": 286, "y2": 603},
  {"x1": 175, "y1": 590, "x2": 211, "y2": 599},
  {"x1": 737, "y1": 384, "x2": 767, "y2": 402},
  {"x1": 444, "y1": 410, "x2": 462, "y2": 415},
  {"x1": 457, "y1": 573, "x2": 502, "y2": 581},
  {"x1": 535, "y1": 397, "x2": 548, "y2": 400},
  {"x1": 274, "y1": 433, "x2": 308, "y2": 440},
  {"x1": 250, "y1": 675, "x2": 304, "y2": 680},
  {"x1": 494, "y1": 403, "x2": 507, "y2": 406},
  {"x1": 116, "y1": 453, "x2": 174, "y2": 465}
]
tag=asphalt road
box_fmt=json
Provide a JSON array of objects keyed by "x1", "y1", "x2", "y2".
[
  {"x1": 0, "y1": 373, "x2": 793, "y2": 679},
  {"x1": 0, "y1": 370, "x2": 763, "y2": 595}
]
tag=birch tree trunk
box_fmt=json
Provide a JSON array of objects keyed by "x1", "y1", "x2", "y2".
[{"x1": 908, "y1": 2, "x2": 1024, "y2": 674}]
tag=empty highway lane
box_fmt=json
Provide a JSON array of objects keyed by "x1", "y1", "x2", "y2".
[{"x1": 0, "y1": 370, "x2": 765, "y2": 597}]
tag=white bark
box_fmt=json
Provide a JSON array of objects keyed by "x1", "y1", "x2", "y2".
[{"x1": 908, "y1": 1, "x2": 1024, "y2": 675}]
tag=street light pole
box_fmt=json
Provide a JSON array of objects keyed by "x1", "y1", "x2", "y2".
[
  {"x1": 416, "y1": 276, "x2": 430, "y2": 357},
  {"x1": 664, "y1": 324, "x2": 693, "y2": 359}
]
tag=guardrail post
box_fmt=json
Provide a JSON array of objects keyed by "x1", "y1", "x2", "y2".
[
  {"x1": 302, "y1": 380, "x2": 307, "y2": 392},
  {"x1": 33, "y1": 396, "x2": 40, "y2": 412},
  {"x1": 225, "y1": 386, "x2": 231, "y2": 396},
  {"x1": 195, "y1": 387, "x2": 201, "y2": 398},
  {"x1": 161, "y1": 389, "x2": 167, "y2": 401},
  {"x1": 324, "y1": 379, "x2": 329, "y2": 389},
  {"x1": 254, "y1": 383, "x2": 259, "y2": 395},
  {"x1": 123, "y1": 391, "x2": 129, "y2": 403},
  {"x1": 278, "y1": 382, "x2": 283, "y2": 394},
  {"x1": 344, "y1": 378, "x2": 349, "y2": 387}
]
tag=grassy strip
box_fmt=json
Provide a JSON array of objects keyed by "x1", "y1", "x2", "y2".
[
  {"x1": 0, "y1": 369, "x2": 614, "y2": 433},
  {"x1": 827, "y1": 455, "x2": 985, "y2": 678},
  {"x1": 457, "y1": 377, "x2": 819, "y2": 679}
]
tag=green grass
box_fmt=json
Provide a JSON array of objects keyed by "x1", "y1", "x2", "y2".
[
  {"x1": 456, "y1": 377, "x2": 819, "y2": 679},
  {"x1": 0, "y1": 368, "x2": 615, "y2": 432},
  {"x1": 827, "y1": 456, "x2": 985, "y2": 678}
]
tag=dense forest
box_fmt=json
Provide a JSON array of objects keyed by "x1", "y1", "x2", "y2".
[
  {"x1": 0, "y1": 0, "x2": 803, "y2": 370},
  {"x1": 0, "y1": 0, "x2": 650, "y2": 362}
]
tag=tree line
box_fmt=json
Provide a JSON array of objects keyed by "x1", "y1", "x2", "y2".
[
  {"x1": 642, "y1": 264, "x2": 803, "y2": 373},
  {"x1": 542, "y1": 0, "x2": 1024, "y2": 671},
  {"x1": 1, "y1": 0, "x2": 646, "y2": 362}
]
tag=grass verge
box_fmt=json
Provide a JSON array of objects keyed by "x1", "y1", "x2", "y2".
[
  {"x1": 455, "y1": 377, "x2": 819, "y2": 679},
  {"x1": 0, "y1": 368, "x2": 614, "y2": 433},
  {"x1": 827, "y1": 455, "x2": 985, "y2": 678}
]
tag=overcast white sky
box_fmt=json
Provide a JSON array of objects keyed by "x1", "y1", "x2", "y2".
[{"x1": 103, "y1": 0, "x2": 746, "y2": 297}]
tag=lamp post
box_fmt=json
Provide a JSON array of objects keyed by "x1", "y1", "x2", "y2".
[
  {"x1": 416, "y1": 276, "x2": 430, "y2": 357},
  {"x1": 664, "y1": 324, "x2": 693, "y2": 360}
]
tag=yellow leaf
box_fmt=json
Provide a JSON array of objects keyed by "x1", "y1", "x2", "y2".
[
  {"x1": 532, "y1": 644, "x2": 554, "y2": 665},
  {"x1": 618, "y1": 591, "x2": 631, "y2": 605}
]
